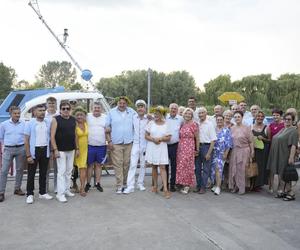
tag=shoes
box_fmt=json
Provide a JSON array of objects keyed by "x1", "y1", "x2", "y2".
[
  {"x1": 214, "y1": 187, "x2": 221, "y2": 195},
  {"x1": 169, "y1": 186, "x2": 176, "y2": 192},
  {"x1": 65, "y1": 190, "x2": 75, "y2": 197},
  {"x1": 116, "y1": 187, "x2": 123, "y2": 194},
  {"x1": 137, "y1": 184, "x2": 146, "y2": 191},
  {"x1": 14, "y1": 189, "x2": 25, "y2": 196},
  {"x1": 164, "y1": 191, "x2": 171, "y2": 199},
  {"x1": 0, "y1": 193, "x2": 4, "y2": 202},
  {"x1": 56, "y1": 194, "x2": 67, "y2": 203},
  {"x1": 193, "y1": 188, "x2": 200, "y2": 193},
  {"x1": 238, "y1": 191, "x2": 245, "y2": 195},
  {"x1": 160, "y1": 186, "x2": 164, "y2": 192},
  {"x1": 26, "y1": 195, "x2": 34, "y2": 204},
  {"x1": 198, "y1": 188, "x2": 206, "y2": 194},
  {"x1": 39, "y1": 193, "x2": 53, "y2": 200},
  {"x1": 180, "y1": 186, "x2": 190, "y2": 194},
  {"x1": 71, "y1": 182, "x2": 79, "y2": 193},
  {"x1": 123, "y1": 188, "x2": 134, "y2": 194},
  {"x1": 95, "y1": 183, "x2": 103, "y2": 192},
  {"x1": 211, "y1": 186, "x2": 216, "y2": 192},
  {"x1": 84, "y1": 183, "x2": 91, "y2": 193}
]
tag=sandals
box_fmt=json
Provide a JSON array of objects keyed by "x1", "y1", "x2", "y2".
[
  {"x1": 275, "y1": 192, "x2": 286, "y2": 198},
  {"x1": 80, "y1": 189, "x2": 87, "y2": 197},
  {"x1": 283, "y1": 194, "x2": 295, "y2": 201},
  {"x1": 164, "y1": 191, "x2": 171, "y2": 199},
  {"x1": 151, "y1": 186, "x2": 158, "y2": 193}
]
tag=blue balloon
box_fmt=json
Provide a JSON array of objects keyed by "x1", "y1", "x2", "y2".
[{"x1": 81, "y1": 69, "x2": 93, "y2": 81}]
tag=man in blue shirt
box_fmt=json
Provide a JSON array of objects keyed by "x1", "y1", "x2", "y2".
[
  {"x1": 106, "y1": 96, "x2": 136, "y2": 194},
  {"x1": 0, "y1": 106, "x2": 26, "y2": 202}
]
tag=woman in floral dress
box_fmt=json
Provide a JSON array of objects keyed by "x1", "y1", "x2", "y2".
[{"x1": 176, "y1": 108, "x2": 199, "y2": 194}]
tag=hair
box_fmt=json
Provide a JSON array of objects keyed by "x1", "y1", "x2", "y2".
[
  {"x1": 197, "y1": 106, "x2": 207, "y2": 113},
  {"x1": 182, "y1": 108, "x2": 194, "y2": 118},
  {"x1": 223, "y1": 110, "x2": 233, "y2": 117},
  {"x1": 233, "y1": 110, "x2": 244, "y2": 118},
  {"x1": 73, "y1": 106, "x2": 87, "y2": 115},
  {"x1": 272, "y1": 108, "x2": 283, "y2": 116},
  {"x1": 46, "y1": 96, "x2": 57, "y2": 103},
  {"x1": 169, "y1": 103, "x2": 178, "y2": 109},
  {"x1": 215, "y1": 114, "x2": 224, "y2": 119},
  {"x1": 188, "y1": 97, "x2": 196, "y2": 101},
  {"x1": 151, "y1": 106, "x2": 168, "y2": 116},
  {"x1": 119, "y1": 96, "x2": 129, "y2": 103},
  {"x1": 35, "y1": 104, "x2": 46, "y2": 110},
  {"x1": 9, "y1": 106, "x2": 20, "y2": 113},
  {"x1": 283, "y1": 112, "x2": 295, "y2": 121},
  {"x1": 93, "y1": 101, "x2": 102, "y2": 108},
  {"x1": 59, "y1": 101, "x2": 71, "y2": 110},
  {"x1": 256, "y1": 110, "x2": 265, "y2": 118}
]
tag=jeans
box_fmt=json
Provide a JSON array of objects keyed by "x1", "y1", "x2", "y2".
[
  {"x1": 0, "y1": 146, "x2": 25, "y2": 193},
  {"x1": 195, "y1": 144, "x2": 212, "y2": 189},
  {"x1": 167, "y1": 143, "x2": 178, "y2": 187},
  {"x1": 26, "y1": 147, "x2": 49, "y2": 196}
]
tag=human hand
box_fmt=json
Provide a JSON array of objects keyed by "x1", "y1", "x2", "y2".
[
  {"x1": 27, "y1": 156, "x2": 34, "y2": 164},
  {"x1": 108, "y1": 142, "x2": 114, "y2": 151},
  {"x1": 205, "y1": 153, "x2": 211, "y2": 161}
]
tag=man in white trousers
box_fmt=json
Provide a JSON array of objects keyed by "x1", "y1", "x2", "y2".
[{"x1": 123, "y1": 100, "x2": 148, "y2": 194}]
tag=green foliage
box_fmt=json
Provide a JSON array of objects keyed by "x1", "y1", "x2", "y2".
[{"x1": 0, "y1": 62, "x2": 16, "y2": 99}]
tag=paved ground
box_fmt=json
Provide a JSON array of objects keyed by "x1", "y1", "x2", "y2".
[{"x1": 0, "y1": 172, "x2": 300, "y2": 250}]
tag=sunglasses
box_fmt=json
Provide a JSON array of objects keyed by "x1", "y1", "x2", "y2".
[{"x1": 61, "y1": 107, "x2": 70, "y2": 111}]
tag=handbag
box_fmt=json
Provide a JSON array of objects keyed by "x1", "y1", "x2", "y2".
[
  {"x1": 282, "y1": 164, "x2": 299, "y2": 182},
  {"x1": 246, "y1": 160, "x2": 258, "y2": 178}
]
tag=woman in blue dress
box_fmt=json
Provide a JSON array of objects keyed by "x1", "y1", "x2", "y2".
[{"x1": 211, "y1": 115, "x2": 233, "y2": 195}]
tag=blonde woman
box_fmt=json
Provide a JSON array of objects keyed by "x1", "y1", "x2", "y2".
[{"x1": 145, "y1": 106, "x2": 171, "y2": 199}]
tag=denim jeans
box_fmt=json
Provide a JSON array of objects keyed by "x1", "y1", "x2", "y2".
[
  {"x1": 167, "y1": 143, "x2": 178, "y2": 187},
  {"x1": 195, "y1": 144, "x2": 212, "y2": 189}
]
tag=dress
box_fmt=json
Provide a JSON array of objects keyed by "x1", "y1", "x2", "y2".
[
  {"x1": 176, "y1": 122, "x2": 198, "y2": 186},
  {"x1": 74, "y1": 122, "x2": 88, "y2": 168},
  {"x1": 252, "y1": 125, "x2": 269, "y2": 187},
  {"x1": 145, "y1": 121, "x2": 170, "y2": 165},
  {"x1": 229, "y1": 125, "x2": 252, "y2": 193},
  {"x1": 267, "y1": 127, "x2": 298, "y2": 177},
  {"x1": 211, "y1": 127, "x2": 233, "y2": 181}
]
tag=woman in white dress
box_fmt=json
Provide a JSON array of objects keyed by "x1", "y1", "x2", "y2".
[{"x1": 145, "y1": 106, "x2": 171, "y2": 199}]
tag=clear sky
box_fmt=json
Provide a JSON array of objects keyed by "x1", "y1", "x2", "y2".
[{"x1": 1, "y1": 0, "x2": 299, "y2": 87}]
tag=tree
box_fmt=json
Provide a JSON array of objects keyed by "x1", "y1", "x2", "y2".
[
  {"x1": 0, "y1": 62, "x2": 16, "y2": 99},
  {"x1": 37, "y1": 61, "x2": 77, "y2": 88}
]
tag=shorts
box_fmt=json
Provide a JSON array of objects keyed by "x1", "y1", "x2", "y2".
[{"x1": 87, "y1": 145, "x2": 107, "y2": 165}]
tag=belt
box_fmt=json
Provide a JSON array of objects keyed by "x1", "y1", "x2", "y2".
[
  {"x1": 5, "y1": 144, "x2": 24, "y2": 148},
  {"x1": 200, "y1": 143, "x2": 210, "y2": 146},
  {"x1": 35, "y1": 146, "x2": 47, "y2": 149}
]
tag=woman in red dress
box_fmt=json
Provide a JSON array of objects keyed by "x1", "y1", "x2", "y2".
[{"x1": 176, "y1": 108, "x2": 199, "y2": 194}]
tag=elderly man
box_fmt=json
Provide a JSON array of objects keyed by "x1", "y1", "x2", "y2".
[
  {"x1": 238, "y1": 101, "x2": 252, "y2": 125},
  {"x1": 123, "y1": 100, "x2": 148, "y2": 194},
  {"x1": 210, "y1": 105, "x2": 224, "y2": 127},
  {"x1": 166, "y1": 103, "x2": 184, "y2": 192},
  {"x1": 0, "y1": 106, "x2": 26, "y2": 202},
  {"x1": 106, "y1": 96, "x2": 136, "y2": 194},
  {"x1": 194, "y1": 107, "x2": 217, "y2": 194}
]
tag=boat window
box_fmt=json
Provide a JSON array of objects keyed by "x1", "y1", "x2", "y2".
[{"x1": 5, "y1": 94, "x2": 25, "y2": 112}]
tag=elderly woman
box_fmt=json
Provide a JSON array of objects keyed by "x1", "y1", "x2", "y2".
[
  {"x1": 145, "y1": 106, "x2": 171, "y2": 199},
  {"x1": 223, "y1": 110, "x2": 234, "y2": 128},
  {"x1": 178, "y1": 106, "x2": 186, "y2": 116},
  {"x1": 251, "y1": 111, "x2": 270, "y2": 191},
  {"x1": 176, "y1": 108, "x2": 199, "y2": 194},
  {"x1": 269, "y1": 108, "x2": 284, "y2": 139},
  {"x1": 73, "y1": 107, "x2": 88, "y2": 197},
  {"x1": 267, "y1": 112, "x2": 298, "y2": 201},
  {"x1": 229, "y1": 111, "x2": 254, "y2": 195},
  {"x1": 211, "y1": 115, "x2": 232, "y2": 195}
]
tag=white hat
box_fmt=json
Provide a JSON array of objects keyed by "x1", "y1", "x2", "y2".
[{"x1": 135, "y1": 99, "x2": 147, "y2": 107}]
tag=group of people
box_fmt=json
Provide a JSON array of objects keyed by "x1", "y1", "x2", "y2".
[{"x1": 0, "y1": 95, "x2": 299, "y2": 204}]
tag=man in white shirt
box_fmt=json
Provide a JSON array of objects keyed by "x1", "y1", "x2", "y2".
[
  {"x1": 210, "y1": 105, "x2": 224, "y2": 128},
  {"x1": 166, "y1": 103, "x2": 183, "y2": 192},
  {"x1": 123, "y1": 100, "x2": 148, "y2": 194},
  {"x1": 187, "y1": 97, "x2": 199, "y2": 122},
  {"x1": 85, "y1": 102, "x2": 108, "y2": 193},
  {"x1": 194, "y1": 107, "x2": 217, "y2": 194}
]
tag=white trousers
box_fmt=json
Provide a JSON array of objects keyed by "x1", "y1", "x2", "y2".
[
  {"x1": 56, "y1": 150, "x2": 75, "y2": 196},
  {"x1": 126, "y1": 144, "x2": 146, "y2": 189}
]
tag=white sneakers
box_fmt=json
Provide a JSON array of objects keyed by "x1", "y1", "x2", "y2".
[
  {"x1": 116, "y1": 187, "x2": 123, "y2": 194},
  {"x1": 180, "y1": 186, "x2": 190, "y2": 194},
  {"x1": 214, "y1": 187, "x2": 221, "y2": 195},
  {"x1": 137, "y1": 184, "x2": 146, "y2": 191},
  {"x1": 56, "y1": 194, "x2": 67, "y2": 203},
  {"x1": 123, "y1": 188, "x2": 134, "y2": 194},
  {"x1": 39, "y1": 193, "x2": 53, "y2": 200},
  {"x1": 26, "y1": 195, "x2": 34, "y2": 204},
  {"x1": 211, "y1": 186, "x2": 216, "y2": 193},
  {"x1": 65, "y1": 190, "x2": 75, "y2": 197}
]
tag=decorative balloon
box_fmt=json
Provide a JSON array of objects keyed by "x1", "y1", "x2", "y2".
[{"x1": 81, "y1": 69, "x2": 93, "y2": 81}]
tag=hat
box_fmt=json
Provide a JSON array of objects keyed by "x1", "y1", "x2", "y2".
[{"x1": 135, "y1": 99, "x2": 147, "y2": 107}]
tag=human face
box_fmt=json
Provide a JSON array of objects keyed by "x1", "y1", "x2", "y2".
[
  {"x1": 118, "y1": 99, "x2": 127, "y2": 112},
  {"x1": 216, "y1": 116, "x2": 224, "y2": 128},
  {"x1": 93, "y1": 105, "x2": 101, "y2": 117},
  {"x1": 284, "y1": 115, "x2": 293, "y2": 128},
  {"x1": 11, "y1": 110, "x2": 20, "y2": 122},
  {"x1": 250, "y1": 106, "x2": 259, "y2": 117},
  {"x1": 239, "y1": 102, "x2": 247, "y2": 113},
  {"x1": 60, "y1": 105, "x2": 71, "y2": 117},
  {"x1": 231, "y1": 105, "x2": 239, "y2": 112},
  {"x1": 154, "y1": 111, "x2": 162, "y2": 121},
  {"x1": 198, "y1": 110, "x2": 207, "y2": 121},
  {"x1": 234, "y1": 113, "x2": 243, "y2": 125},
  {"x1": 255, "y1": 112, "x2": 265, "y2": 125},
  {"x1": 169, "y1": 105, "x2": 178, "y2": 117},
  {"x1": 136, "y1": 105, "x2": 146, "y2": 116},
  {"x1": 272, "y1": 112, "x2": 281, "y2": 123},
  {"x1": 214, "y1": 106, "x2": 222, "y2": 116},
  {"x1": 188, "y1": 99, "x2": 196, "y2": 110},
  {"x1": 183, "y1": 110, "x2": 193, "y2": 121},
  {"x1": 75, "y1": 111, "x2": 85, "y2": 123},
  {"x1": 224, "y1": 112, "x2": 233, "y2": 124},
  {"x1": 47, "y1": 101, "x2": 56, "y2": 111},
  {"x1": 35, "y1": 107, "x2": 46, "y2": 120}
]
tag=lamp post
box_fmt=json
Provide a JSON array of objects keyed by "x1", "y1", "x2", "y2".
[{"x1": 147, "y1": 68, "x2": 151, "y2": 113}]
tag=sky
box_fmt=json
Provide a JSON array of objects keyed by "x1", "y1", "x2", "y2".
[{"x1": 0, "y1": 0, "x2": 300, "y2": 88}]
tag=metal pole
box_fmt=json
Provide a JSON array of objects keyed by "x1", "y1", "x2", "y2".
[{"x1": 147, "y1": 68, "x2": 151, "y2": 113}]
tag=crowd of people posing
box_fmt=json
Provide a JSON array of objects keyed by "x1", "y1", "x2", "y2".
[{"x1": 0, "y1": 96, "x2": 299, "y2": 204}]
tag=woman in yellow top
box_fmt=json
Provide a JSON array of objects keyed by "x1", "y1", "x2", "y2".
[{"x1": 74, "y1": 107, "x2": 88, "y2": 197}]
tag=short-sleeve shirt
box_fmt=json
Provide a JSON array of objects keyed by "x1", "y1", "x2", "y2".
[
  {"x1": 198, "y1": 119, "x2": 217, "y2": 143},
  {"x1": 87, "y1": 113, "x2": 106, "y2": 146}
]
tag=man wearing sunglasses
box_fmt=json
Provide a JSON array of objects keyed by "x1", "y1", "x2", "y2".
[{"x1": 51, "y1": 101, "x2": 77, "y2": 202}]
